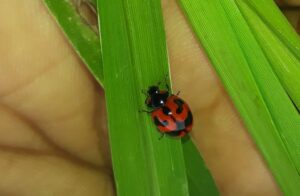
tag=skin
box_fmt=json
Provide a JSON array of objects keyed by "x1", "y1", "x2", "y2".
[{"x1": 0, "y1": 0, "x2": 281, "y2": 195}]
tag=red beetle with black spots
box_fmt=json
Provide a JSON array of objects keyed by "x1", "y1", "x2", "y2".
[{"x1": 143, "y1": 85, "x2": 193, "y2": 138}]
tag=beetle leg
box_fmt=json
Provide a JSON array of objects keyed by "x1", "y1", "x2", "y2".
[
  {"x1": 159, "y1": 132, "x2": 165, "y2": 140},
  {"x1": 139, "y1": 109, "x2": 152, "y2": 113}
]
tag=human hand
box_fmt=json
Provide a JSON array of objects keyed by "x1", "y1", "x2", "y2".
[
  {"x1": 0, "y1": 0, "x2": 281, "y2": 195},
  {"x1": 0, "y1": 1, "x2": 113, "y2": 195}
]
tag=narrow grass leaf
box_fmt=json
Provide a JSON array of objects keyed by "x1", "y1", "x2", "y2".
[
  {"x1": 219, "y1": 0, "x2": 300, "y2": 172},
  {"x1": 44, "y1": 0, "x2": 103, "y2": 85},
  {"x1": 177, "y1": 0, "x2": 300, "y2": 195},
  {"x1": 242, "y1": 0, "x2": 300, "y2": 59},
  {"x1": 235, "y1": 0, "x2": 300, "y2": 169},
  {"x1": 182, "y1": 139, "x2": 219, "y2": 196},
  {"x1": 98, "y1": 0, "x2": 189, "y2": 195},
  {"x1": 236, "y1": 0, "x2": 300, "y2": 110}
]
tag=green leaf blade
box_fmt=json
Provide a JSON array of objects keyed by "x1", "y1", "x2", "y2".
[
  {"x1": 242, "y1": 0, "x2": 300, "y2": 60},
  {"x1": 177, "y1": 0, "x2": 300, "y2": 195},
  {"x1": 182, "y1": 140, "x2": 219, "y2": 196},
  {"x1": 44, "y1": 0, "x2": 103, "y2": 85},
  {"x1": 236, "y1": 0, "x2": 300, "y2": 110},
  {"x1": 235, "y1": 0, "x2": 300, "y2": 169},
  {"x1": 98, "y1": 0, "x2": 189, "y2": 195}
]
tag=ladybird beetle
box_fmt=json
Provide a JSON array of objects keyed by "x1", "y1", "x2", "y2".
[{"x1": 143, "y1": 84, "x2": 193, "y2": 138}]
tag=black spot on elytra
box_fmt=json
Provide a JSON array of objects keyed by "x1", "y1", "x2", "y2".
[
  {"x1": 185, "y1": 111, "x2": 193, "y2": 127},
  {"x1": 174, "y1": 98, "x2": 184, "y2": 114},
  {"x1": 166, "y1": 130, "x2": 183, "y2": 137}
]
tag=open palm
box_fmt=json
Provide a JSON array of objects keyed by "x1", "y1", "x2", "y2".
[
  {"x1": 0, "y1": 1, "x2": 113, "y2": 195},
  {"x1": 0, "y1": 0, "x2": 280, "y2": 195}
]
